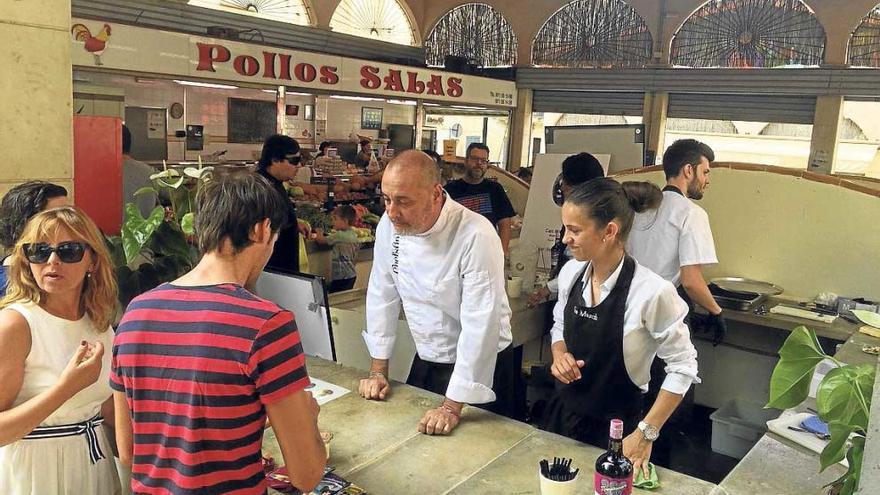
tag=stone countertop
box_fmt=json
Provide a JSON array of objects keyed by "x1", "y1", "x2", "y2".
[
  {"x1": 716, "y1": 304, "x2": 880, "y2": 494},
  {"x1": 262, "y1": 358, "x2": 716, "y2": 495}
]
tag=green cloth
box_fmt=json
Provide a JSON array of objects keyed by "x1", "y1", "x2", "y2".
[{"x1": 633, "y1": 462, "x2": 659, "y2": 490}]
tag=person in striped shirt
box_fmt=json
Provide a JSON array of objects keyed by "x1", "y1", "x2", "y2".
[{"x1": 111, "y1": 171, "x2": 326, "y2": 494}]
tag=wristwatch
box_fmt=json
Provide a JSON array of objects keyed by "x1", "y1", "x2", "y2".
[{"x1": 638, "y1": 421, "x2": 660, "y2": 442}]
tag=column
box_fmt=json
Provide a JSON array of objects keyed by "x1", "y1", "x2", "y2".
[
  {"x1": 0, "y1": 0, "x2": 73, "y2": 196},
  {"x1": 808, "y1": 95, "x2": 844, "y2": 175},
  {"x1": 643, "y1": 91, "x2": 669, "y2": 166},
  {"x1": 507, "y1": 88, "x2": 533, "y2": 172}
]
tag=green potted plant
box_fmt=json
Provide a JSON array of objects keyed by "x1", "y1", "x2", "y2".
[
  {"x1": 105, "y1": 162, "x2": 212, "y2": 306},
  {"x1": 767, "y1": 326, "x2": 875, "y2": 495}
]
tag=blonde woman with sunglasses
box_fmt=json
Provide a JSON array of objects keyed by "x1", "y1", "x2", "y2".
[{"x1": 0, "y1": 206, "x2": 120, "y2": 494}]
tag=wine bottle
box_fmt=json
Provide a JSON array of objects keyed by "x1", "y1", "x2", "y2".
[{"x1": 594, "y1": 419, "x2": 633, "y2": 495}]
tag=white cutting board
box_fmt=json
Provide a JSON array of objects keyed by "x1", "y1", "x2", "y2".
[{"x1": 766, "y1": 411, "x2": 848, "y2": 468}]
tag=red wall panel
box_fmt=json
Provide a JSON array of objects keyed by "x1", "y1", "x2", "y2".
[{"x1": 73, "y1": 116, "x2": 122, "y2": 235}]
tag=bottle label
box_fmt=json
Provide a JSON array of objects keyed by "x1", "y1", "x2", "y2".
[{"x1": 594, "y1": 474, "x2": 632, "y2": 495}]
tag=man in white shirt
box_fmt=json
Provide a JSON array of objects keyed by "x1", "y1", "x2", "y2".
[
  {"x1": 359, "y1": 150, "x2": 514, "y2": 436},
  {"x1": 626, "y1": 139, "x2": 726, "y2": 345}
]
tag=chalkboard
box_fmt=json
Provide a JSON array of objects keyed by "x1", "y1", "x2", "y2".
[{"x1": 228, "y1": 98, "x2": 277, "y2": 143}]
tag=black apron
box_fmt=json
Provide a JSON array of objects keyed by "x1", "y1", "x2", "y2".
[{"x1": 540, "y1": 256, "x2": 643, "y2": 447}]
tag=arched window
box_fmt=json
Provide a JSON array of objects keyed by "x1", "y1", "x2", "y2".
[
  {"x1": 425, "y1": 3, "x2": 517, "y2": 68},
  {"x1": 330, "y1": 0, "x2": 417, "y2": 46},
  {"x1": 532, "y1": 0, "x2": 652, "y2": 68},
  {"x1": 848, "y1": 4, "x2": 880, "y2": 67},
  {"x1": 671, "y1": 0, "x2": 826, "y2": 68},
  {"x1": 188, "y1": 0, "x2": 313, "y2": 26},
  {"x1": 760, "y1": 119, "x2": 868, "y2": 140}
]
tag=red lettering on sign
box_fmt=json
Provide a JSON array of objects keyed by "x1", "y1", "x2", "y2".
[
  {"x1": 295, "y1": 63, "x2": 317, "y2": 83},
  {"x1": 360, "y1": 66, "x2": 381, "y2": 89},
  {"x1": 262, "y1": 51, "x2": 276, "y2": 79},
  {"x1": 446, "y1": 77, "x2": 463, "y2": 98},
  {"x1": 426, "y1": 74, "x2": 445, "y2": 96},
  {"x1": 383, "y1": 70, "x2": 404, "y2": 92},
  {"x1": 320, "y1": 66, "x2": 339, "y2": 85},
  {"x1": 405, "y1": 72, "x2": 425, "y2": 94},
  {"x1": 278, "y1": 54, "x2": 292, "y2": 80},
  {"x1": 196, "y1": 43, "x2": 230, "y2": 72},
  {"x1": 233, "y1": 55, "x2": 259, "y2": 76}
]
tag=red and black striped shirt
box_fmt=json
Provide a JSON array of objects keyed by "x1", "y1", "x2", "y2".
[{"x1": 111, "y1": 283, "x2": 309, "y2": 495}]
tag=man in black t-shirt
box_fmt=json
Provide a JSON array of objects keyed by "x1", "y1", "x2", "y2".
[{"x1": 444, "y1": 143, "x2": 516, "y2": 258}]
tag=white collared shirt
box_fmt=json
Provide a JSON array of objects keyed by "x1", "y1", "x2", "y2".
[
  {"x1": 626, "y1": 190, "x2": 718, "y2": 286},
  {"x1": 364, "y1": 196, "x2": 513, "y2": 404},
  {"x1": 550, "y1": 257, "x2": 700, "y2": 395}
]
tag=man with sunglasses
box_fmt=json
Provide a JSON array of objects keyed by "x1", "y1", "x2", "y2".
[
  {"x1": 444, "y1": 143, "x2": 516, "y2": 259},
  {"x1": 257, "y1": 134, "x2": 304, "y2": 274}
]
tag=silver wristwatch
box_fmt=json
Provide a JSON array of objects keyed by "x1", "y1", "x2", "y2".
[{"x1": 638, "y1": 421, "x2": 660, "y2": 442}]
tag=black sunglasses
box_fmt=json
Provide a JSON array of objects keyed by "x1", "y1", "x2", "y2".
[
  {"x1": 23, "y1": 241, "x2": 90, "y2": 264},
  {"x1": 284, "y1": 154, "x2": 301, "y2": 165}
]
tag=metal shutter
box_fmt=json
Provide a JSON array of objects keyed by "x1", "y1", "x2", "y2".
[
  {"x1": 667, "y1": 93, "x2": 816, "y2": 124},
  {"x1": 533, "y1": 90, "x2": 644, "y2": 116}
]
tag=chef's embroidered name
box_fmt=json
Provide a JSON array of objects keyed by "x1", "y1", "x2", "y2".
[
  {"x1": 574, "y1": 307, "x2": 598, "y2": 320},
  {"x1": 391, "y1": 235, "x2": 400, "y2": 275}
]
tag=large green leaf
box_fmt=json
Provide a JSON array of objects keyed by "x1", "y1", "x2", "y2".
[
  {"x1": 133, "y1": 186, "x2": 157, "y2": 198},
  {"x1": 103, "y1": 235, "x2": 127, "y2": 269},
  {"x1": 180, "y1": 212, "x2": 195, "y2": 236},
  {"x1": 816, "y1": 365, "x2": 874, "y2": 432},
  {"x1": 766, "y1": 326, "x2": 827, "y2": 409},
  {"x1": 820, "y1": 422, "x2": 855, "y2": 472},
  {"x1": 121, "y1": 204, "x2": 165, "y2": 264}
]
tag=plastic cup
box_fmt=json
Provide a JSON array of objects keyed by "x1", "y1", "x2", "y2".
[
  {"x1": 538, "y1": 468, "x2": 578, "y2": 495},
  {"x1": 507, "y1": 276, "x2": 523, "y2": 298}
]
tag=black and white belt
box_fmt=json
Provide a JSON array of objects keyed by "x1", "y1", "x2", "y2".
[{"x1": 21, "y1": 414, "x2": 106, "y2": 464}]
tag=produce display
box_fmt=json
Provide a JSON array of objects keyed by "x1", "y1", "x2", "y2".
[{"x1": 292, "y1": 196, "x2": 381, "y2": 244}]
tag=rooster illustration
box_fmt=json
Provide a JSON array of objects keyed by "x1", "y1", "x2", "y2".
[{"x1": 71, "y1": 23, "x2": 112, "y2": 66}]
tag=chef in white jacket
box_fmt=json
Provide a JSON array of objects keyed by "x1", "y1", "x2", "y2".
[{"x1": 359, "y1": 150, "x2": 514, "y2": 436}]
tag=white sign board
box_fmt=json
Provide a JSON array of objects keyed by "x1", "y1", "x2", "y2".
[
  {"x1": 509, "y1": 153, "x2": 609, "y2": 292},
  {"x1": 256, "y1": 270, "x2": 335, "y2": 361}
]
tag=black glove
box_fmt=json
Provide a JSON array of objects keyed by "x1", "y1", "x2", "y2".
[{"x1": 706, "y1": 312, "x2": 727, "y2": 347}]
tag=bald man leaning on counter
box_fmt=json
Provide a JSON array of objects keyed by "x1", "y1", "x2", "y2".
[{"x1": 358, "y1": 150, "x2": 515, "y2": 436}]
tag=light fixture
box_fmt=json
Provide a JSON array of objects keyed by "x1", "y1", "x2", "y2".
[
  {"x1": 330, "y1": 95, "x2": 382, "y2": 102},
  {"x1": 422, "y1": 102, "x2": 441, "y2": 107},
  {"x1": 386, "y1": 99, "x2": 417, "y2": 106},
  {"x1": 173, "y1": 79, "x2": 239, "y2": 90},
  {"x1": 450, "y1": 105, "x2": 487, "y2": 110},
  {"x1": 287, "y1": 91, "x2": 313, "y2": 96}
]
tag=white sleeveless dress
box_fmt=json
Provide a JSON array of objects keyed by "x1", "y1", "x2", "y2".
[{"x1": 0, "y1": 301, "x2": 121, "y2": 495}]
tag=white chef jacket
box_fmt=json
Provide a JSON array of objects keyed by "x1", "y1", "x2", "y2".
[
  {"x1": 364, "y1": 195, "x2": 513, "y2": 404},
  {"x1": 550, "y1": 257, "x2": 700, "y2": 395},
  {"x1": 625, "y1": 190, "x2": 718, "y2": 287}
]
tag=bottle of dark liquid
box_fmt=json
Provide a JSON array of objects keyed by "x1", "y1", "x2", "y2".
[{"x1": 594, "y1": 419, "x2": 633, "y2": 495}]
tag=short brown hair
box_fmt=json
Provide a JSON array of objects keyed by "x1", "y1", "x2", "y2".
[
  {"x1": 194, "y1": 171, "x2": 289, "y2": 254},
  {"x1": 333, "y1": 205, "x2": 357, "y2": 224}
]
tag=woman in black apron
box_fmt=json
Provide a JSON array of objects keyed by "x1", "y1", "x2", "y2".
[{"x1": 540, "y1": 178, "x2": 700, "y2": 477}]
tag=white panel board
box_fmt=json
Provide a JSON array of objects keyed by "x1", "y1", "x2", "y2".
[
  {"x1": 509, "y1": 153, "x2": 568, "y2": 292},
  {"x1": 256, "y1": 270, "x2": 335, "y2": 361},
  {"x1": 545, "y1": 124, "x2": 645, "y2": 173}
]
